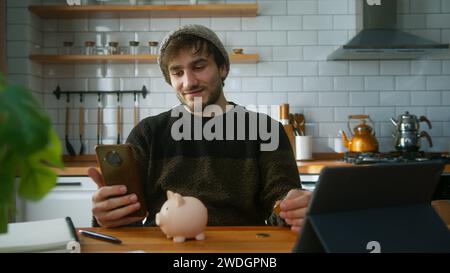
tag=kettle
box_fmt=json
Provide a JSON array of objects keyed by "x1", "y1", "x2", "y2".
[
  {"x1": 390, "y1": 111, "x2": 432, "y2": 132},
  {"x1": 390, "y1": 111, "x2": 433, "y2": 152},
  {"x1": 340, "y1": 115, "x2": 379, "y2": 153}
]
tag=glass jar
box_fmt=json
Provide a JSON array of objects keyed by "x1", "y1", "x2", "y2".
[
  {"x1": 96, "y1": 46, "x2": 107, "y2": 55},
  {"x1": 95, "y1": 0, "x2": 108, "y2": 5},
  {"x1": 129, "y1": 0, "x2": 145, "y2": 5},
  {"x1": 119, "y1": 46, "x2": 128, "y2": 55},
  {"x1": 61, "y1": 41, "x2": 73, "y2": 55},
  {"x1": 129, "y1": 41, "x2": 140, "y2": 55},
  {"x1": 84, "y1": 41, "x2": 96, "y2": 55},
  {"x1": 149, "y1": 41, "x2": 159, "y2": 55},
  {"x1": 107, "y1": 42, "x2": 119, "y2": 55}
]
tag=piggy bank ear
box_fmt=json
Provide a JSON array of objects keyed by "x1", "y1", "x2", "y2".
[
  {"x1": 167, "y1": 190, "x2": 174, "y2": 199},
  {"x1": 174, "y1": 193, "x2": 185, "y2": 207}
]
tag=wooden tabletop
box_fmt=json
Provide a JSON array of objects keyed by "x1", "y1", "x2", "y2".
[
  {"x1": 77, "y1": 225, "x2": 450, "y2": 253},
  {"x1": 77, "y1": 226, "x2": 298, "y2": 253}
]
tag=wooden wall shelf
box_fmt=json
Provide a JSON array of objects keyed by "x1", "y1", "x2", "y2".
[
  {"x1": 29, "y1": 53, "x2": 259, "y2": 64},
  {"x1": 28, "y1": 4, "x2": 258, "y2": 19}
]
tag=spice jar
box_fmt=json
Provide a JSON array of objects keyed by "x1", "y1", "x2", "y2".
[
  {"x1": 96, "y1": 46, "x2": 107, "y2": 55},
  {"x1": 84, "y1": 41, "x2": 96, "y2": 55},
  {"x1": 129, "y1": 41, "x2": 140, "y2": 55},
  {"x1": 61, "y1": 41, "x2": 73, "y2": 55},
  {"x1": 107, "y1": 42, "x2": 119, "y2": 55},
  {"x1": 149, "y1": 41, "x2": 159, "y2": 55}
]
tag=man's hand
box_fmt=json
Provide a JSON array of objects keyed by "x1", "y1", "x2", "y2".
[
  {"x1": 88, "y1": 167, "x2": 145, "y2": 228},
  {"x1": 279, "y1": 189, "x2": 312, "y2": 233}
]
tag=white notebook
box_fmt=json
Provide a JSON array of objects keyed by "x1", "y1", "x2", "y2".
[{"x1": 0, "y1": 217, "x2": 80, "y2": 253}]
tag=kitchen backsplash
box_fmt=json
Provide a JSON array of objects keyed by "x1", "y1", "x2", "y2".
[{"x1": 6, "y1": 0, "x2": 450, "y2": 154}]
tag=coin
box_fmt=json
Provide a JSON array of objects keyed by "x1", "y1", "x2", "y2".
[{"x1": 273, "y1": 200, "x2": 281, "y2": 216}]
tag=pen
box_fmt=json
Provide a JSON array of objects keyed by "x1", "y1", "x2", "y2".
[{"x1": 78, "y1": 229, "x2": 122, "y2": 244}]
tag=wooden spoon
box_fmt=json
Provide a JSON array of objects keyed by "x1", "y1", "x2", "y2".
[
  {"x1": 295, "y1": 113, "x2": 305, "y2": 136},
  {"x1": 289, "y1": 114, "x2": 299, "y2": 136}
]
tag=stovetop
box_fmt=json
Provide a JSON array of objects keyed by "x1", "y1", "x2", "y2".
[{"x1": 342, "y1": 151, "x2": 450, "y2": 165}]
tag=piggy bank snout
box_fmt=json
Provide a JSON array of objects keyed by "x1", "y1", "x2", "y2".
[{"x1": 155, "y1": 212, "x2": 160, "y2": 226}]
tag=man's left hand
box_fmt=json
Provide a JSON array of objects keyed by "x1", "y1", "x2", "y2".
[{"x1": 279, "y1": 189, "x2": 312, "y2": 233}]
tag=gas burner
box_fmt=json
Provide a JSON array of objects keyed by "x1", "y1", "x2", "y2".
[{"x1": 342, "y1": 151, "x2": 448, "y2": 165}]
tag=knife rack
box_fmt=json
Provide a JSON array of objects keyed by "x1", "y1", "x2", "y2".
[{"x1": 52, "y1": 85, "x2": 148, "y2": 100}]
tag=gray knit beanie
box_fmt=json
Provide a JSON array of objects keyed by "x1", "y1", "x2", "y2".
[{"x1": 158, "y1": 24, "x2": 230, "y2": 84}]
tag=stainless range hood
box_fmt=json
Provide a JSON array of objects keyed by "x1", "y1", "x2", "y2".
[{"x1": 328, "y1": 0, "x2": 450, "y2": 61}]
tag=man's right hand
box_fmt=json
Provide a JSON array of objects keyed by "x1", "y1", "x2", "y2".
[{"x1": 88, "y1": 167, "x2": 145, "y2": 228}]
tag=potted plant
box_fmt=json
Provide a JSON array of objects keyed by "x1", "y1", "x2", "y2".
[{"x1": 0, "y1": 74, "x2": 63, "y2": 233}]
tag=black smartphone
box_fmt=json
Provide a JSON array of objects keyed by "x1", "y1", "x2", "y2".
[{"x1": 95, "y1": 144, "x2": 147, "y2": 218}]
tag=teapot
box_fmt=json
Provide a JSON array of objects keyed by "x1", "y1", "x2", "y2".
[
  {"x1": 390, "y1": 111, "x2": 433, "y2": 152},
  {"x1": 390, "y1": 111, "x2": 432, "y2": 132},
  {"x1": 340, "y1": 115, "x2": 379, "y2": 153},
  {"x1": 392, "y1": 131, "x2": 433, "y2": 152}
]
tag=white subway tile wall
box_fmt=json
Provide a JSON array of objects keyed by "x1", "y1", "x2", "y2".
[{"x1": 6, "y1": 0, "x2": 450, "y2": 154}]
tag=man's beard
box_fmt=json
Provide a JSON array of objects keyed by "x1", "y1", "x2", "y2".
[{"x1": 177, "y1": 80, "x2": 223, "y2": 111}]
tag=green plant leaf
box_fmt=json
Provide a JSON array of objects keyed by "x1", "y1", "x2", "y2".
[
  {"x1": 15, "y1": 128, "x2": 63, "y2": 202},
  {"x1": 34, "y1": 128, "x2": 64, "y2": 169},
  {"x1": 0, "y1": 150, "x2": 16, "y2": 233},
  {"x1": 18, "y1": 155, "x2": 57, "y2": 201},
  {"x1": 0, "y1": 151, "x2": 16, "y2": 204},
  {"x1": 0, "y1": 76, "x2": 62, "y2": 233},
  {"x1": 0, "y1": 84, "x2": 51, "y2": 156},
  {"x1": 0, "y1": 204, "x2": 7, "y2": 234}
]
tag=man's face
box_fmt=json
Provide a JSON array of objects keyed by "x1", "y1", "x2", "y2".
[{"x1": 168, "y1": 47, "x2": 227, "y2": 111}]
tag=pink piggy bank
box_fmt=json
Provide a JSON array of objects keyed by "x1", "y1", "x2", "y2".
[{"x1": 155, "y1": 190, "x2": 208, "y2": 243}]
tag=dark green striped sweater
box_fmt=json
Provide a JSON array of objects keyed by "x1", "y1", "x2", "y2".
[{"x1": 124, "y1": 104, "x2": 301, "y2": 226}]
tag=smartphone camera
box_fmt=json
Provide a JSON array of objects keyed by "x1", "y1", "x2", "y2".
[{"x1": 104, "y1": 150, "x2": 122, "y2": 166}]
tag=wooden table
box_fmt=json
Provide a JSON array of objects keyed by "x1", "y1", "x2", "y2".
[{"x1": 77, "y1": 226, "x2": 298, "y2": 253}]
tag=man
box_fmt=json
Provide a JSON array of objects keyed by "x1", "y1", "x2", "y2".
[{"x1": 88, "y1": 25, "x2": 311, "y2": 233}]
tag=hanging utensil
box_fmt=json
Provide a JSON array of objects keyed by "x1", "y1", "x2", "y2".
[
  {"x1": 116, "y1": 93, "x2": 122, "y2": 144},
  {"x1": 65, "y1": 94, "x2": 76, "y2": 156},
  {"x1": 133, "y1": 92, "x2": 139, "y2": 127},
  {"x1": 78, "y1": 93, "x2": 85, "y2": 155},
  {"x1": 97, "y1": 93, "x2": 102, "y2": 145}
]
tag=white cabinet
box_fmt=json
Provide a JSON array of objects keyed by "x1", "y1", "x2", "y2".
[
  {"x1": 300, "y1": 174, "x2": 319, "y2": 192},
  {"x1": 16, "y1": 176, "x2": 97, "y2": 228}
]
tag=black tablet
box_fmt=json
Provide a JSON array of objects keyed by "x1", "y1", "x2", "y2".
[{"x1": 292, "y1": 162, "x2": 450, "y2": 253}]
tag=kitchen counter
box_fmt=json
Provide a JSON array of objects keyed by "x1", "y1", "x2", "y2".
[
  {"x1": 297, "y1": 160, "x2": 450, "y2": 174},
  {"x1": 55, "y1": 153, "x2": 450, "y2": 176},
  {"x1": 55, "y1": 155, "x2": 98, "y2": 176},
  {"x1": 296, "y1": 153, "x2": 450, "y2": 174}
]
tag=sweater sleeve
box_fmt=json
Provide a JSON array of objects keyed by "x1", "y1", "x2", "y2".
[{"x1": 258, "y1": 119, "x2": 302, "y2": 225}]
